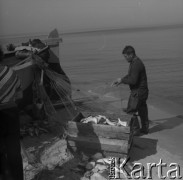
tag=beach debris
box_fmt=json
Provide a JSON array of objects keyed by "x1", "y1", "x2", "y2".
[
  {"x1": 90, "y1": 172, "x2": 108, "y2": 180},
  {"x1": 80, "y1": 115, "x2": 127, "y2": 127},
  {"x1": 22, "y1": 147, "x2": 44, "y2": 180},
  {"x1": 96, "y1": 158, "x2": 111, "y2": 165},
  {"x1": 93, "y1": 164, "x2": 107, "y2": 171},
  {"x1": 21, "y1": 143, "x2": 37, "y2": 165},
  {"x1": 20, "y1": 121, "x2": 49, "y2": 137},
  {"x1": 86, "y1": 161, "x2": 96, "y2": 170},
  {"x1": 83, "y1": 158, "x2": 109, "y2": 180},
  {"x1": 24, "y1": 163, "x2": 44, "y2": 180},
  {"x1": 22, "y1": 138, "x2": 74, "y2": 179},
  {"x1": 81, "y1": 177, "x2": 90, "y2": 180},
  {"x1": 81, "y1": 152, "x2": 90, "y2": 162},
  {"x1": 70, "y1": 167, "x2": 85, "y2": 174},
  {"x1": 72, "y1": 152, "x2": 112, "y2": 180},
  {"x1": 92, "y1": 152, "x2": 103, "y2": 161},
  {"x1": 84, "y1": 171, "x2": 94, "y2": 179},
  {"x1": 40, "y1": 138, "x2": 73, "y2": 170}
]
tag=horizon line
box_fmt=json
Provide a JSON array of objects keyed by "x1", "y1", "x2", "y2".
[
  {"x1": 61, "y1": 23, "x2": 183, "y2": 35},
  {"x1": 0, "y1": 23, "x2": 183, "y2": 39}
]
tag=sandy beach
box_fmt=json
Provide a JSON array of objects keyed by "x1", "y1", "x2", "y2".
[
  {"x1": 101, "y1": 92, "x2": 183, "y2": 161},
  {"x1": 21, "y1": 91, "x2": 183, "y2": 179},
  {"x1": 73, "y1": 88, "x2": 183, "y2": 179}
]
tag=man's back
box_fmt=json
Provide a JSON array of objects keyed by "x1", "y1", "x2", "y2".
[{"x1": 129, "y1": 57, "x2": 148, "y2": 92}]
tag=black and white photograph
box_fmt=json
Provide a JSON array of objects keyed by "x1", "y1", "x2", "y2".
[{"x1": 0, "y1": 0, "x2": 183, "y2": 179}]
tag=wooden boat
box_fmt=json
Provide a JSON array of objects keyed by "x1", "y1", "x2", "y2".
[{"x1": 2, "y1": 29, "x2": 63, "y2": 91}]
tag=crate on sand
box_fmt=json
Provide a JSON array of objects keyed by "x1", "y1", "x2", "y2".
[{"x1": 67, "y1": 112, "x2": 135, "y2": 158}]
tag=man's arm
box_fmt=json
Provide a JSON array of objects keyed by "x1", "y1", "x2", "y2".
[
  {"x1": 121, "y1": 61, "x2": 141, "y2": 85},
  {"x1": 111, "y1": 74, "x2": 129, "y2": 87}
]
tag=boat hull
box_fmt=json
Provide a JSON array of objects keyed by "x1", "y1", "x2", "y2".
[
  {"x1": 3, "y1": 37, "x2": 61, "y2": 91},
  {"x1": 14, "y1": 61, "x2": 34, "y2": 91}
]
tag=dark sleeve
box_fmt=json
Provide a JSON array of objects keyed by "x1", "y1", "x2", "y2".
[{"x1": 121, "y1": 61, "x2": 141, "y2": 85}]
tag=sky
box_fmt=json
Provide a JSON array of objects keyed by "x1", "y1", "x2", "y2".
[{"x1": 0, "y1": 0, "x2": 183, "y2": 36}]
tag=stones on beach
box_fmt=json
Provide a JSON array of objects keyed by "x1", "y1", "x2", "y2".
[
  {"x1": 81, "y1": 152, "x2": 90, "y2": 162},
  {"x1": 22, "y1": 138, "x2": 74, "y2": 179},
  {"x1": 90, "y1": 172, "x2": 107, "y2": 180},
  {"x1": 92, "y1": 152, "x2": 103, "y2": 161},
  {"x1": 77, "y1": 153, "x2": 109, "y2": 180},
  {"x1": 86, "y1": 161, "x2": 96, "y2": 170},
  {"x1": 96, "y1": 158, "x2": 111, "y2": 165},
  {"x1": 93, "y1": 164, "x2": 107, "y2": 172},
  {"x1": 22, "y1": 140, "x2": 109, "y2": 180},
  {"x1": 40, "y1": 139, "x2": 73, "y2": 170}
]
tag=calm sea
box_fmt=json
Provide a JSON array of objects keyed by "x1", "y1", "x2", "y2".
[{"x1": 1, "y1": 26, "x2": 183, "y2": 112}]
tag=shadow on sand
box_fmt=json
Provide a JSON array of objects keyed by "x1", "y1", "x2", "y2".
[
  {"x1": 149, "y1": 115, "x2": 183, "y2": 134},
  {"x1": 129, "y1": 137, "x2": 158, "y2": 162},
  {"x1": 67, "y1": 111, "x2": 103, "y2": 160},
  {"x1": 33, "y1": 158, "x2": 83, "y2": 180}
]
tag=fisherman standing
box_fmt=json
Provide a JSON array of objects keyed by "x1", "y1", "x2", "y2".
[
  {"x1": 112, "y1": 45, "x2": 149, "y2": 135},
  {"x1": 0, "y1": 47, "x2": 23, "y2": 180}
]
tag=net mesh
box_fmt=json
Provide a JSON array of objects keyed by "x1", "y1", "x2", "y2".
[{"x1": 31, "y1": 54, "x2": 125, "y2": 123}]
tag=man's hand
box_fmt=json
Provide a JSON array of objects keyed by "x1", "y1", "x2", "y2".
[{"x1": 111, "y1": 78, "x2": 122, "y2": 87}]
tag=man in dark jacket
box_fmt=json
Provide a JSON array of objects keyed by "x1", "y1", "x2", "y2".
[{"x1": 112, "y1": 46, "x2": 149, "y2": 134}]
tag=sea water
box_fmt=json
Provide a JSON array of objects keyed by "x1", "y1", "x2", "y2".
[
  {"x1": 60, "y1": 26, "x2": 183, "y2": 110},
  {"x1": 1, "y1": 26, "x2": 183, "y2": 113}
]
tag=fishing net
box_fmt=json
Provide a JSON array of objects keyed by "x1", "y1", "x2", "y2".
[
  {"x1": 31, "y1": 53, "x2": 128, "y2": 125},
  {"x1": 31, "y1": 54, "x2": 103, "y2": 120}
]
